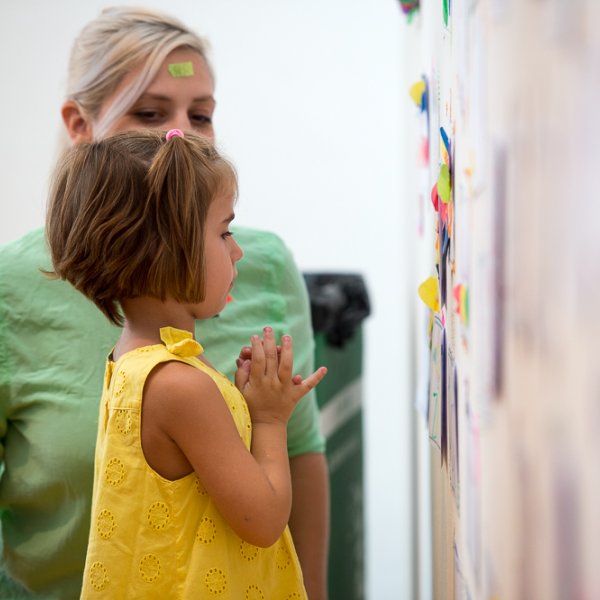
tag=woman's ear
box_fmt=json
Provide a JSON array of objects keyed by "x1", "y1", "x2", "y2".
[{"x1": 61, "y1": 100, "x2": 93, "y2": 144}]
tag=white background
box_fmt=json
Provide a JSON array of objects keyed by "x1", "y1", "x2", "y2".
[{"x1": 0, "y1": 2, "x2": 416, "y2": 597}]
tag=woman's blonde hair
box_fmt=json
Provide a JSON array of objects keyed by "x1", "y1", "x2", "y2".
[
  {"x1": 66, "y1": 7, "x2": 213, "y2": 138},
  {"x1": 46, "y1": 131, "x2": 237, "y2": 326}
]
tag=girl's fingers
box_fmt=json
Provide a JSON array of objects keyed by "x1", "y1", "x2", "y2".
[
  {"x1": 278, "y1": 335, "x2": 294, "y2": 381},
  {"x1": 248, "y1": 335, "x2": 265, "y2": 382},
  {"x1": 297, "y1": 366, "x2": 328, "y2": 393},
  {"x1": 262, "y1": 327, "x2": 278, "y2": 377},
  {"x1": 238, "y1": 346, "x2": 252, "y2": 360},
  {"x1": 234, "y1": 359, "x2": 251, "y2": 390}
]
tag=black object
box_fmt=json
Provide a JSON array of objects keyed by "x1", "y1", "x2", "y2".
[{"x1": 303, "y1": 273, "x2": 370, "y2": 348}]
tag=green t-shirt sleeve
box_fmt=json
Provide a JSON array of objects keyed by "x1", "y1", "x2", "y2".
[{"x1": 275, "y1": 237, "x2": 326, "y2": 457}]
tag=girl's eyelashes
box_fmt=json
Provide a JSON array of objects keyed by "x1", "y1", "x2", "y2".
[{"x1": 221, "y1": 231, "x2": 233, "y2": 240}]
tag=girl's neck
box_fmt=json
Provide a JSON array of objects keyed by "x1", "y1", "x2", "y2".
[{"x1": 114, "y1": 296, "x2": 196, "y2": 359}]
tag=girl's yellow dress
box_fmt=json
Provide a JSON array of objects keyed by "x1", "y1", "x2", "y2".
[{"x1": 80, "y1": 327, "x2": 307, "y2": 599}]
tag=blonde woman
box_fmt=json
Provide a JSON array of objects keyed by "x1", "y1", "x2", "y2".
[{"x1": 0, "y1": 7, "x2": 328, "y2": 599}]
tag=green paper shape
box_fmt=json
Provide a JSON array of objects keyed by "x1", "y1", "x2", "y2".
[
  {"x1": 168, "y1": 61, "x2": 194, "y2": 78},
  {"x1": 437, "y1": 164, "x2": 451, "y2": 203},
  {"x1": 443, "y1": 0, "x2": 449, "y2": 26}
]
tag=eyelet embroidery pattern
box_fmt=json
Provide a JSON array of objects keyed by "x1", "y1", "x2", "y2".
[
  {"x1": 147, "y1": 502, "x2": 170, "y2": 530},
  {"x1": 97, "y1": 509, "x2": 116, "y2": 540},
  {"x1": 196, "y1": 517, "x2": 217, "y2": 544},
  {"x1": 113, "y1": 370, "x2": 127, "y2": 398},
  {"x1": 285, "y1": 594, "x2": 303, "y2": 600},
  {"x1": 239, "y1": 541, "x2": 259, "y2": 562},
  {"x1": 204, "y1": 568, "x2": 227, "y2": 595},
  {"x1": 105, "y1": 457, "x2": 125, "y2": 486},
  {"x1": 275, "y1": 545, "x2": 292, "y2": 570},
  {"x1": 194, "y1": 476, "x2": 208, "y2": 496},
  {"x1": 113, "y1": 409, "x2": 132, "y2": 434},
  {"x1": 139, "y1": 554, "x2": 161, "y2": 583},
  {"x1": 89, "y1": 561, "x2": 109, "y2": 591},
  {"x1": 245, "y1": 584, "x2": 265, "y2": 600}
]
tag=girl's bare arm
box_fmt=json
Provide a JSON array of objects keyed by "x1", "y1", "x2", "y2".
[{"x1": 142, "y1": 329, "x2": 326, "y2": 547}]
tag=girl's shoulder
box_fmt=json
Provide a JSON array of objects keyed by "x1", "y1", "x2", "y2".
[{"x1": 147, "y1": 358, "x2": 216, "y2": 395}]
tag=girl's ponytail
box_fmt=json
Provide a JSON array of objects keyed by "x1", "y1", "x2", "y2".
[{"x1": 145, "y1": 130, "x2": 211, "y2": 303}]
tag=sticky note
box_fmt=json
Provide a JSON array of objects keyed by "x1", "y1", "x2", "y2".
[
  {"x1": 440, "y1": 127, "x2": 451, "y2": 161},
  {"x1": 409, "y1": 80, "x2": 426, "y2": 107},
  {"x1": 453, "y1": 284, "x2": 469, "y2": 325},
  {"x1": 439, "y1": 197, "x2": 449, "y2": 225},
  {"x1": 400, "y1": 0, "x2": 419, "y2": 12},
  {"x1": 418, "y1": 276, "x2": 440, "y2": 313},
  {"x1": 399, "y1": 0, "x2": 419, "y2": 22},
  {"x1": 437, "y1": 163, "x2": 451, "y2": 203},
  {"x1": 420, "y1": 137, "x2": 429, "y2": 166},
  {"x1": 431, "y1": 183, "x2": 439, "y2": 212},
  {"x1": 168, "y1": 61, "x2": 194, "y2": 78}
]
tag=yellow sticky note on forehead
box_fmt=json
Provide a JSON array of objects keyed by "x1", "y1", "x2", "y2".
[{"x1": 168, "y1": 61, "x2": 194, "y2": 77}]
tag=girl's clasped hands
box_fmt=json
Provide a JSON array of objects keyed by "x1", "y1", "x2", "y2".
[{"x1": 235, "y1": 327, "x2": 327, "y2": 425}]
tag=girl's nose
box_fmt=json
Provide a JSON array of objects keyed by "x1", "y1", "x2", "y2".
[{"x1": 231, "y1": 237, "x2": 244, "y2": 262}]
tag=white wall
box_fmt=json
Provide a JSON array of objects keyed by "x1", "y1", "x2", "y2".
[{"x1": 0, "y1": 2, "x2": 414, "y2": 597}]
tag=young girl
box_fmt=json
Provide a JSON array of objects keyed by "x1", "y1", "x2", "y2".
[{"x1": 45, "y1": 128, "x2": 326, "y2": 599}]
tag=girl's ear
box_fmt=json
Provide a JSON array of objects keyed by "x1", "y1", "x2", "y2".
[{"x1": 61, "y1": 100, "x2": 94, "y2": 144}]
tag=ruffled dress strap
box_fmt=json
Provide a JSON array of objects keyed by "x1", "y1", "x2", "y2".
[{"x1": 159, "y1": 326, "x2": 204, "y2": 358}]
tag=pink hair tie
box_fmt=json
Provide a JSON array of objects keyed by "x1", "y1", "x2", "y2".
[{"x1": 166, "y1": 128, "x2": 184, "y2": 141}]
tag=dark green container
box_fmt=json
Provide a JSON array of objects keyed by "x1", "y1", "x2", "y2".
[{"x1": 304, "y1": 274, "x2": 370, "y2": 600}]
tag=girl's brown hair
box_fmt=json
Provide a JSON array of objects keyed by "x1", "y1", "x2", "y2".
[{"x1": 46, "y1": 130, "x2": 237, "y2": 325}]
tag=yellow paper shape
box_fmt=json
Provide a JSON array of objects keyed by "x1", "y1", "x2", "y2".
[
  {"x1": 437, "y1": 163, "x2": 451, "y2": 203},
  {"x1": 168, "y1": 61, "x2": 194, "y2": 78},
  {"x1": 418, "y1": 276, "x2": 440, "y2": 313},
  {"x1": 461, "y1": 286, "x2": 469, "y2": 325},
  {"x1": 409, "y1": 80, "x2": 426, "y2": 107}
]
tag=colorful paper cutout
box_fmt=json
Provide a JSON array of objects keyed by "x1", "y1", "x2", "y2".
[
  {"x1": 439, "y1": 197, "x2": 449, "y2": 225},
  {"x1": 420, "y1": 137, "x2": 430, "y2": 166},
  {"x1": 431, "y1": 183, "x2": 439, "y2": 212},
  {"x1": 418, "y1": 276, "x2": 440, "y2": 313},
  {"x1": 409, "y1": 79, "x2": 427, "y2": 112},
  {"x1": 399, "y1": 0, "x2": 419, "y2": 21},
  {"x1": 438, "y1": 163, "x2": 451, "y2": 204},
  {"x1": 453, "y1": 284, "x2": 469, "y2": 325},
  {"x1": 440, "y1": 127, "x2": 451, "y2": 166}
]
